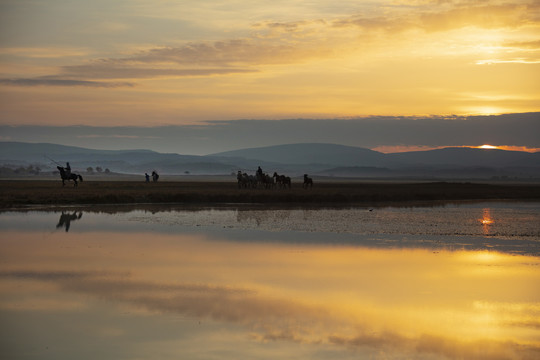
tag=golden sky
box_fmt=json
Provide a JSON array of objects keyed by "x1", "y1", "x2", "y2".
[{"x1": 0, "y1": 0, "x2": 539, "y2": 127}]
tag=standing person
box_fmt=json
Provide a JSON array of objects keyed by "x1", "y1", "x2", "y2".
[{"x1": 145, "y1": 173, "x2": 150, "y2": 182}]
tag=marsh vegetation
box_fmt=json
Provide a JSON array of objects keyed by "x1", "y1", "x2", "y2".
[{"x1": 1, "y1": 179, "x2": 540, "y2": 209}]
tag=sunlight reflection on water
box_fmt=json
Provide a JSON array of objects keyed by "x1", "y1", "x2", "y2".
[
  {"x1": 480, "y1": 208, "x2": 494, "y2": 235},
  {"x1": 1, "y1": 202, "x2": 539, "y2": 359}
]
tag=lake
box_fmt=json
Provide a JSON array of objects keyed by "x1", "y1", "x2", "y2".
[{"x1": 1, "y1": 202, "x2": 539, "y2": 359}]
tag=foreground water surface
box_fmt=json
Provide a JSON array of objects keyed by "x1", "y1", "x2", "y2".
[{"x1": 1, "y1": 202, "x2": 539, "y2": 359}]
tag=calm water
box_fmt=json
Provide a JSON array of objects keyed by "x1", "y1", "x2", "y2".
[{"x1": 1, "y1": 202, "x2": 539, "y2": 360}]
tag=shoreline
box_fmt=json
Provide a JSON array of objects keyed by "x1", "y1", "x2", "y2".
[{"x1": 1, "y1": 179, "x2": 540, "y2": 210}]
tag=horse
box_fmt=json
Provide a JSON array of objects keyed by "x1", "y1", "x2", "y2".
[
  {"x1": 237, "y1": 171, "x2": 244, "y2": 188},
  {"x1": 152, "y1": 171, "x2": 159, "y2": 182},
  {"x1": 273, "y1": 172, "x2": 291, "y2": 189},
  {"x1": 303, "y1": 174, "x2": 313, "y2": 189},
  {"x1": 256, "y1": 171, "x2": 276, "y2": 189},
  {"x1": 256, "y1": 171, "x2": 266, "y2": 188},
  {"x1": 57, "y1": 166, "x2": 83, "y2": 187},
  {"x1": 237, "y1": 172, "x2": 257, "y2": 189},
  {"x1": 246, "y1": 173, "x2": 257, "y2": 188},
  {"x1": 264, "y1": 173, "x2": 275, "y2": 189}
]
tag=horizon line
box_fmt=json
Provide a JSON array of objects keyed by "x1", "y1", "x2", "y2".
[{"x1": 2, "y1": 140, "x2": 539, "y2": 155}]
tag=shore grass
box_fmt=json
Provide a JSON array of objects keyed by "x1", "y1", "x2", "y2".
[{"x1": 1, "y1": 179, "x2": 540, "y2": 209}]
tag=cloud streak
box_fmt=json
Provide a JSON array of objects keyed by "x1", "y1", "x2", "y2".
[
  {"x1": 7, "y1": 1, "x2": 536, "y2": 86},
  {"x1": 59, "y1": 64, "x2": 257, "y2": 80},
  {"x1": 3, "y1": 1, "x2": 539, "y2": 81},
  {"x1": 3, "y1": 269, "x2": 539, "y2": 359},
  {"x1": 51, "y1": 33, "x2": 324, "y2": 82},
  {"x1": 0, "y1": 39, "x2": 294, "y2": 86},
  {"x1": 333, "y1": 1, "x2": 539, "y2": 32},
  {"x1": 329, "y1": 333, "x2": 540, "y2": 360},
  {"x1": 0, "y1": 78, "x2": 135, "y2": 88},
  {"x1": 128, "y1": 40, "x2": 307, "y2": 66},
  {"x1": 0, "y1": 0, "x2": 538, "y2": 122}
]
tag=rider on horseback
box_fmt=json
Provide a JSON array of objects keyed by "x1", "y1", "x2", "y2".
[{"x1": 57, "y1": 162, "x2": 83, "y2": 187}]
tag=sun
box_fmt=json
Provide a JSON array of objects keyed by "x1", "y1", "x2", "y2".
[{"x1": 478, "y1": 144, "x2": 498, "y2": 150}]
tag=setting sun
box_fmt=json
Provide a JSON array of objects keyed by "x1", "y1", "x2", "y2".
[{"x1": 472, "y1": 145, "x2": 540, "y2": 153}]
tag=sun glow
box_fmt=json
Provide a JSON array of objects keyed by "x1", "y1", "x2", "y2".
[
  {"x1": 478, "y1": 144, "x2": 499, "y2": 150},
  {"x1": 374, "y1": 145, "x2": 540, "y2": 154},
  {"x1": 472, "y1": 145, "x2": 540, "y2": 152},
  {"x1": 479, "y1": 208, "x2": 494, "y2": 236}
]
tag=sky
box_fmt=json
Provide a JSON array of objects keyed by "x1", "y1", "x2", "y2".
[{"x1": 0, "y1": 0, "x2": 539, "y2": 154}]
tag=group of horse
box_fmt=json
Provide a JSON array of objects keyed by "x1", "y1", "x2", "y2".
[
  {"x1": 56, "y1": 163, "x2": 314, "y2": 189},
  {"x1": 237, "y1": 170, "x2": 313, "y2": 189}
]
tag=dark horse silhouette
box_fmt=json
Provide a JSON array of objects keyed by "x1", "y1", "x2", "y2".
[
  {"x1": 57, "y1": 166, "x2": 83, "y2": 187},
  {"x1": 303, "y1": 174, "x2": 313, "y2": 189},
  {"x1": 273, "y1": 172, "x2": 291, "y2": 189}
]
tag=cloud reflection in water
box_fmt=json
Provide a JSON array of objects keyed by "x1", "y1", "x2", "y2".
[{"x1": 1, "y1": 206, "x2": 539, "y2": 359}]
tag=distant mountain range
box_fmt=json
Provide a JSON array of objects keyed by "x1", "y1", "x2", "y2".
[
  {"x1": 210, "y1": 143, "x2": 540, "y2": 168},
  {"x1": 1, "y1": 141, "x2": 539, "y2": 180},
  {"x1": 0, "y1": 142, "x2": 237, "y2": 175}
]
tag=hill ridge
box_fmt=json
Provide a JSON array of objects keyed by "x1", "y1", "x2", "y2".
[{"x1": 1, "y1": 141, "x2": 539, "y2": 179}]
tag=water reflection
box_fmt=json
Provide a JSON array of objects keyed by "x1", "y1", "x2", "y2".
[
  {"x1": 0, "y1": 228, "x2": 539, "y2": 359},
  {"x1": 56, "y1": 211, "x2": 83, "y2": 232},
  {"x1": 480, "y1": 208, "x2": 494, "y2": 235},
  {"x1": 1, "y1": 202, "x2": 539, "y2": 255},
  {"x1": 1, "y1": 204, "x2": 539, "y2": 359}
]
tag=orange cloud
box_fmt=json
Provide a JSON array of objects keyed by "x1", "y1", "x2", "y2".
[
  {"x1": 491, "y1": 145, "x2": 540, "y2": 152},
  {"x1": 371, "y1": 145, "x2": 448, "y2": 153},
  {"x1": 373, "y1": 145, "x2": 540, "y2": 154},
  {"x1": 334, "y1": 1, "x2": 539, "y2": 33},
  {"x1": 1, "y1": 0, "x2": 538, "y2": 123},
  {"x1": 418, "y1": 2, "x2": 537, "y2": 32}
]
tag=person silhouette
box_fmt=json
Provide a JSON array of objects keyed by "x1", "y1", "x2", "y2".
[{"x1": 145, "y1": 173, "x2": 150, "y2": 182}]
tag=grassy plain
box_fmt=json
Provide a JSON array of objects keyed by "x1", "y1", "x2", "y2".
[{"x1": 1, "y1": 178, "x2": 540, "y2": 209}]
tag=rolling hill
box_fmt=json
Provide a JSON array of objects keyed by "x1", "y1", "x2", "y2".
[
  {"x1": 387, "y1": 147, "x2": 540, "y2": 168},
  {"x1": 1, "y1": 141, "x2": 539, "y2": 179},
  {"x1": 0, "y1": 142, "x2": 236, "y2": 175},
  {"x1": 208, "y1": 143, "x2": 399, "y2": 167}
]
